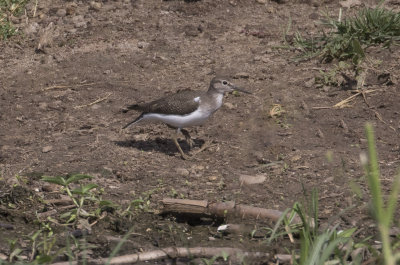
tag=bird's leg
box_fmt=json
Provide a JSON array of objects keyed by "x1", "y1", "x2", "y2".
[
  {"x1": 180, "y1": 129, "x2": 194, "y2": 149},
  {"x1": 190, "y1": 133, "x2": 213, "y2": 156},
  {"x1": 173, "y1": 128, "x2": 190, "y2": 160},
  {"x1": 191, "y1": 140, "x2": 212, "y2": 156}
]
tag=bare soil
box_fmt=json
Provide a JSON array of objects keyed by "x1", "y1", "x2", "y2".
[{"x1": 1, "y1": 0, "x2": 400, "y2": 263}]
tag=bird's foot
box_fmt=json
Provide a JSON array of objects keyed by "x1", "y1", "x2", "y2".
[{"x1": 190, "y1": 140, "x2": 213, "y2": 156}]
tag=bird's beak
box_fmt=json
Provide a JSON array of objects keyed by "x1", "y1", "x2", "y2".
[{"x1": 233, "y1": 86, "x2": 252, "y2": 94}]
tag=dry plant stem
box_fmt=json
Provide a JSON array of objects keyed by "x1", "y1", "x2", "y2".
[
  {"x1": 74, "y1": 92, "x2": 112, "y2": 109},
  {"x1": 42, "y1": 82, "x2": 96, "y2": 91},
  {"x1": 311, "y1": 88, "x2": 397, "y2": 132},
  {"x1": 311, "y1": 89, "x2": 378, "y2": 110},
  {"x1": 161, "y1": 198, "x2": 301, "y2": 223},
  {"x1": 284, "y1": 224, "x2": 295, "y2": 243},
  {"x1": 51, "y1": 247, "x2": 270, "y2": 265}
]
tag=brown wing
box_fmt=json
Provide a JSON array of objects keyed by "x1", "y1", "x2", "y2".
[{"x1": 129, "y1": 90, "x2": 203, "y2": 115}]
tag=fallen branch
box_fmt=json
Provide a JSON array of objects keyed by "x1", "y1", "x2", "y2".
[
  {"x1": 51, "y1": 247, "x2": 270, "y2": 265},
  {"x1": 161, "y1": 198, "x2": 301, "y2": 224}
]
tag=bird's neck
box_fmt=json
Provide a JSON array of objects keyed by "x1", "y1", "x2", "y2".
[{"x1": 204, "y1": 89, "x2": 224, "y2": 112}]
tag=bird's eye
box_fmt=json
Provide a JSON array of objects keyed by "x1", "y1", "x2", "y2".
[{"x1": 222, "y1": 80, "x2": 228, "y2": 85}]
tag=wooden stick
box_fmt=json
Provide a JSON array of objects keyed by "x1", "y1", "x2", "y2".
[
  {"x1": 51, "y1": 247, "x2": 270, "y2": 265},
  {"x1": 161, "y1": 198, "x2": 301, "y2": 223}
]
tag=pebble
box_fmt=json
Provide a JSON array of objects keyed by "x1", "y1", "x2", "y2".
[
  {"x1": 42, "y1": 146, "x2": 53, "y2": 153},
  {"x1": 42, "y1": 183, "x2": 59, "y2": 192},
  {"x1": 234, "y1": 72, "x2": 250, "y2": 79},
  {"x1": 256, "y1": 0, "x2": 266, "y2": 3},
  {"x1": 38, "y1": 102, "x2": 48, "y2": 110},
  {"x1": 183, "y1": 24, "x2": 200, "y2": 37},
  {"x1": 133, "y1": 133, "x2": 148, "y2": 141},
  {"x1": 72, "y1": 15, "x2": 87, "y2": 28},
  {"x1": 137, "y1": 41, "x2": 149, "y2": 49},
  {"x1": 254, "y1": 151, "x2": 267, "y2": 163},
  {"x1": 304, "y1": 78, "x2": 315, "y2": 88},
  {"x1": 176, "y1": 168, "x2": 190, "y2": 177},
  {"x1": 66, "y1": 3, "x2": 77, "y2": 16},
  {"x1": 90, "y1": 1, "x2": 102, "y2": 10},
  {"x1": 56, "y1": 8, "x2": 67, "y2": 17},
  {"x1": 239, "y1": 174, "x2": 267, "y2": 186},
  {"x1": 208, "y1": 175, "x2": 218, "y2": 181},
  {"x1": 224, "y1": 102, "x2": 235, "y2": 110}
]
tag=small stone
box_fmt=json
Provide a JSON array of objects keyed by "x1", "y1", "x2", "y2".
[
  {"x1": 256, "y1": 0, "x2": 266, "y2": 3},
  {"x1": 261, "y1": 56, "x2": 271, "y2": 63},
  {"x1": 90, "y1": 1, "x2": 102, "y2": 10},
  {"x1": 137, "y1": 41, "x2": 149, "y2": 49},
  {"x1": 191, "y1": 165, "x2": 204, "y2": 171},
  {"x1": 324, "y1": 176, "x2": 334, "y2": 183},
  {"x1": 224, "y1": 102, "x2": 235, "y2": 110},
  {"x1": 208, "y1": 175, "x2": 218, "y2": 181},
  {"x1": 183, "y1": 24, "x2": 200, "y2": 37},
  {"x1": 239, "y1": 174, "x2": 267, "y2": 186},
  {"x1": 254, "y1": 151, "x2": 267, "y2": 163},
  {"x1": 72, "y1": 15, "x2": 87, "y2": 28},
  {"x1": 304, "y1": 78, "x2": 315, "y2": 88},
  {"x1": 42, "y1": 183, "x2": 59, "y2": 192},
  {"x1": 38, "y1": 102, "x2": 48, "y2": 110},
  {"x1": 234, "y1": 72, "x2": 250, "y2": 79},
  {"x1": 56, "y1": 8, "x2": 67, "y2": 17},
  {"x1": 66, "y1": 3, "x2": 77, "y2": 16},
  {"x1": 42, "y1": 146, "x2": 53, "y2": 153},
  {"x1": 133, "y1": 133, "x2": 148, "y2": 141},
  {"x1": 176, "y1": 168, "x2": 190, "y2": 177},
  {"x1": 290, "y1": 154, "x2": 301, "y2": 162},
  {"x1": 67, "y1": 28, "x2": 77, "y2": 34}
]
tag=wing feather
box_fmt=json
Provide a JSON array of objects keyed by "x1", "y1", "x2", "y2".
[{"x1": 132, "y1": 90, "x2": 202, "y2": 115}]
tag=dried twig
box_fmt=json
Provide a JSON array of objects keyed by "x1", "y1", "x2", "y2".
[
  {"x1": 42, "y1": 82, "x2": 95, "y2": 91},
  {"x1": 51, "y1": 247, "x2": 270, "y2": 265},
  {"x1": 311, "y1": 89, "x2": 378, "y2": 109},
  {"x1": 74, "y1": 92, "x2": 112, "y2": 109}
]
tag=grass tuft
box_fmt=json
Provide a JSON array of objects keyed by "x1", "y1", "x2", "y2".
[
  {"x1": 0, "y1": 0, "x2": 28, "y2": 40},
  {"x1": 293, "y1": 6, "x2": 400, "y2": 64}
]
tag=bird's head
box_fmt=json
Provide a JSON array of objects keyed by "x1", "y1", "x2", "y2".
[{"x1": 209, "y1": 76, "x2": 251, "y2": 94}]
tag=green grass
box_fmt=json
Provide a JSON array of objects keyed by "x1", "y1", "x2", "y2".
[
  {"x1": 293, "y1": 4, "x2": 400, "y2": 64},
  {"x1": 0, "y1": 0, "x2": 28, "y2": 40},
  {"x1": 263, "y1": 124, "x2": 400, "y2": 265},
  {"x1": 363, "y1": 123, "x2": 400, "y2": 265}
]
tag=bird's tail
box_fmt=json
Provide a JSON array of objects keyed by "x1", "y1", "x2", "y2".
[
  {"x1": 122, "y1": 113, "x2": 144, "y2": 129},
  {"x1": 127, "y1": 104, "x2": 144, "y2": 111}
]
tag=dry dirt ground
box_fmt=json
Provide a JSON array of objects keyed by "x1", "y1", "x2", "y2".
[{"x1": 1, "y1": 0, "x2": 400, "y2": 263}]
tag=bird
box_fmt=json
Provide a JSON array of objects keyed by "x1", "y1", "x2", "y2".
[{"x1": 122, "y1": 76, "x2": 251, "y2": 159}]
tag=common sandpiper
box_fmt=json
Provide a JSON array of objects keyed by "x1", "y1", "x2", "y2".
[{"x1": 123, "y1": 76, "x2": 251, "y2": 159}]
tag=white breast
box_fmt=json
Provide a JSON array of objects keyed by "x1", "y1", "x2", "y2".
[{"x1": 141, "y1": 108, "x2": 210, "y2": 128}]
